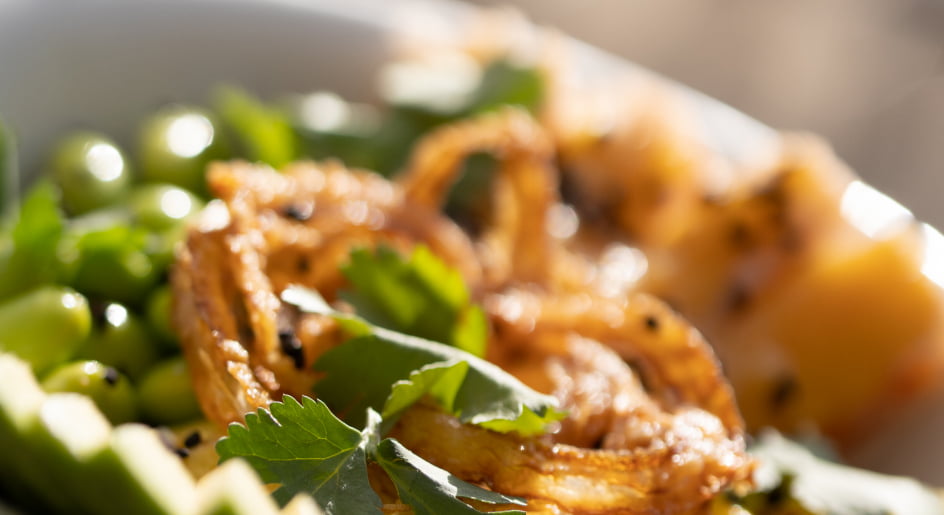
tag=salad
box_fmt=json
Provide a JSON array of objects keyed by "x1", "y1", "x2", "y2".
[{"x1": 2, "y1": 4, "x2": 944, "y2": 514}]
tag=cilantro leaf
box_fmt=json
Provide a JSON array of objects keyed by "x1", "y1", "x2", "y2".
[
  {"x1": 216, "y1": 396, "x2": 381, "y2": 514},
  {"x1": 0, "y1": 181, "x2": 65, "y2": 300},
  {"x1": 467, "y1": 60, "x2": 544, "y2": 116},
  {"x1": 382, "y1": 360, "x2": 468, "y2": 423},
  {"x1": 218, "y1": 398, "x2": 529, "y2": 515},
  {"x1": 340, "y1": 246, "x2": 487, "y2": 357},
  {"x1": 373, "y1": 438, "x2": 525, "y2": 515},
  {"x1": 214, "y1": 86, "x2": 297, "y2": 169},
  {"x1": 282, "y1": 286, "x2": 565, "y2": 435},
  {"x1": 742, "y1": 431, "x2": 944, "y2": 514}
]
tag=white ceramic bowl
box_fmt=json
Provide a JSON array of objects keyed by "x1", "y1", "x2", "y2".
[{"x1": 2, "y1": 0, "x2": 942, "y2": 487}]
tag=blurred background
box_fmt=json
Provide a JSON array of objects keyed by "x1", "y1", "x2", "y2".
[{"x1": 468, "y1": 0, "x2": 944, "y2": 227}]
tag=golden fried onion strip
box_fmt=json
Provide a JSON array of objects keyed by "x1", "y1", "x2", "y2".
[
  {"x1": 173, "y1": 109, "x2": 753, "y2": 513},
  {"x1": 399, "y1": 107, "x2": 557, "y2": 287}
]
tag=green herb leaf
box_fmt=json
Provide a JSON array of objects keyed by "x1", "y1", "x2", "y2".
[
  {"x1": 741, "y1": 431, "x2": 944, "y2": 514},
  {"x1": 218, "y1": 397, "x2": 528, "y2": 514},
  {"x1": 373, "y1": 438, "x2": 525, "y2": 515},
  {"x1": 340, "y1": 246, "x2": 487, "y2": 357},
  {"x1": 214, "y1": 86, "x2": 297, "y2": 169},
  {"x1": 346, "y1": 58, "x2": 545, "y2": 177},
  {"x1": 0, "y1": 181, "x2": 65, "y2": 300},
  {"x1": 283, "y1": 285, "x2": 565, "y2": 435},
  {"x1": 216, "y1": 396, "x2": 381, "y2": 514},
  {"x1": 381, "y1": 360, "x2": 469, "y2": 433},
  {"x1": 467, "y1": 60, "x2": 544, "y2": 115}
]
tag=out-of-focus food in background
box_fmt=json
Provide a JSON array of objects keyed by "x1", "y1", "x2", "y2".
[{"x1": 468, "y1": 0, "x2": 944, "y2": 230}]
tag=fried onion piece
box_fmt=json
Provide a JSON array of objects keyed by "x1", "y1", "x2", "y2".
[
  {"x1": 398, "y1": 108, "x2": 742, "y2": 432},
  {"x1": 391, "y1": 402, "x2": 750, "y2": 515},
  {"x1": 477, "y1": 295, "x2": 750, "y2": 512},
  {"x1": 173, "y1": 109, "x2": 753, "y2": 512},
  {"x1": 173, "y1": 160, "x2": 485, "y2": 426},
  {"x1": 487, "y1": 289, "x2": 744, "y2": 434},
  {"x1": 399, "y1": 107, "x2": 560, "y2": 288}
]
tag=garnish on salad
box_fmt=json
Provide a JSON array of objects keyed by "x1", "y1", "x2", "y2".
[{"x1": 3, "y1": 6, "x2": 944, "y2": 515}]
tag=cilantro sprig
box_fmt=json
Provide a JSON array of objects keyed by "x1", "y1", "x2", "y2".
[
  {"x1": 217, "y1": 396, "x2": 379, "y2": 512},
  {"x1": 734, "y1": 431, "x2": 944, "y2": 514},
  {"x1": 217, "y1": 397, "x2": 527, "y2": 515},
  {"x1": 282, "y1": 285, "x2": 564, "y2": 434},
  {"x1": 218, "y1": 246, "x2": 564, "y2": 514},
  {"x1": 340, "y1": 246, "x2": 487, "y2": 357},
  {"x1": 0, "y1": 181, "x2": 65, "y2": 300}
]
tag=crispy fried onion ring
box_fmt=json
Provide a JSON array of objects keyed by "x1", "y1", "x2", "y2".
[{"x1": 172, "y1": 108, "x2": 751, "y2": 513}]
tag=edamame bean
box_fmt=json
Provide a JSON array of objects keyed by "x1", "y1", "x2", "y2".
[
  {"x1": 125, "y1": 184, "x2": 204, "y2": 272},
  {"x1": 77, "y1": 302, "x2": 160, "y2": 381},
  {"x1": 145, "y1": 285, "x2": 178, "y2": 350},
  {"x1": 42, "y1": 360, "x2": 137, "y2": 425},
  {"x1": 127, "y1": 184, "x2": 204, "y2": 233},
  {"x1": 138, "y1": 106, "x2": 228, "y2": 196},
  {"x1": 59, "y1": 221, "x2": 159, "y2": 306},
  {"x1": 137, "y1": 357, "x2": 202, "y2": 425},
  {"x1": 0, "y1": 286, "x2": 91, "y2": 375},
  {"x1": 47, "y1": 132, "x2": 131, "y2": 215}
]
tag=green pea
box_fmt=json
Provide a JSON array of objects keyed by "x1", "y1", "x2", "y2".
[
  {"x1": 76, "y1": 302, "x2": 160, "y2": 381},
  {"x1": 47, "y1": 132, "x2": 132, "y2": 215},
  {"x1": 138, "y1": 106, "x2": 229, "y2": 196},
  {"x1": 0, "y1": 286, "x2": 91, "y2": 375},
  {"x1": 41, "y1": 360, "x2": 137, "y2": 425},
  {"x1": 137, "y1": 357, "x2": 202, "y2": 425},
  {"x1": 145, "y1": 285, "x2": 178, "y2": 350},
  {"x1": 59, "y1": 221, "x2": 160, "y2": 306},
  {"x1": 124, "y1": 183, "x2": 204, "y2": 274},
  {"x1": 127, "y1": 183, "x2": 204, "y2": 233}
]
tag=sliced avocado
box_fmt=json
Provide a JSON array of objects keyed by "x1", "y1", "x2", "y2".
[
  {"x1": 0, "y1": 354, "x2": 199, "y2": 515},
  {"x1": 0, "y1": 354, "x2": 70, "y2": 513},
  {"x1": 24, "y1": 393, "x2": 112, "y2": 514},
  {"x1": 195, "y1": 458, "x2": 280, "y2": 515},
  {"x1": 98, "y1": 424, "x2": 197, "y2": 515},
  {"x1": 2, "y1": 353, "x2": 316, "y2": 515}
]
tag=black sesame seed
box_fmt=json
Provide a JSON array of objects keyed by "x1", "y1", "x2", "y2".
[
  {"x1": 281, "y1": 203, "x2": 313, "y2": 222},
  {"x1": 174, "y1": 448, "x2": 191, "y2": 459},
  {"x1": 103, "y1": 367, "x2": 120, "y2": 386},
  {"x1": 770, "y1": 375, "x2": 799, "y2": 410},
  {"x1": 644, "y1": 316, "x2": 660, "y2": 331},
  {"x1": 279, "y1": 329, "x2": 306, "y2": 370},
  {"x1": 183, "y1": 430, "x2": 202, "y2": 448}
]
